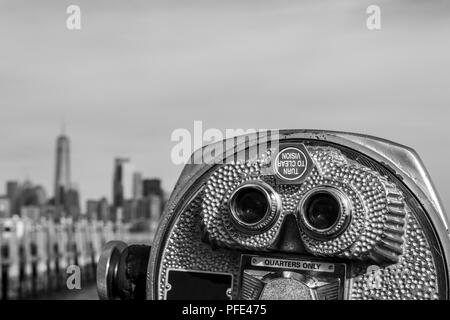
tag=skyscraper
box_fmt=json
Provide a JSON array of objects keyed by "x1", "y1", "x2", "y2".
[
  {"x1": 112, "y1": 158, "x2": 129, "y2": 209},
  {"x1": 66, "y1": 186, "x2": 81, "y2": 219},
  {"x1": 142, "y1": 178, "x2": 165, "y2": 222},
  {"x1": 132, "y1": 172, "x2": 143, "y2": 199},
  {"x1": 54, "y1": 132, "x2": 70, "y2": 208},
  {"x1": 142, "y1": 178, "x2": 163, "y2": 197}
]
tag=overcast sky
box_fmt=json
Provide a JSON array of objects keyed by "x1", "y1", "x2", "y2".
[{"x1": 0, "y1": 0, "x2": 449, "y2": 213}]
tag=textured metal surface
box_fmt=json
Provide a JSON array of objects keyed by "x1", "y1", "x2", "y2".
[
  {"x1": 260, "y1": 278, "x2": 312, "y2": 300},
  {"x1": 158, "y1": 197, "x2": 241, "y2": 299},
  {"x1": 240, "y1": 269, "x2": 341, "y2": 300},
  {"x1": 148, "y1": 130, "x2": 449, "y2": 300},
  {"x1": 155, "y1": 145, "x2": 441, "y2": 299},
  {"x1": 201, "y1": 146, "x2": 406, "y2": 264},
  {"x1": 351, "y1": 214, "x2": 439, "y2": 299}
]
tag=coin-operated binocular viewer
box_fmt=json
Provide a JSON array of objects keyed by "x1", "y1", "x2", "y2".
[{"x1": 97, "y1": 130, "x2": 450, "y2": 300}]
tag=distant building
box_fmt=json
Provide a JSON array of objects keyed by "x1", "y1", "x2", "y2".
[
  {"x1": 86, "y1": 197, "x2": 113, "y2": 222},
  {"x1": 98, "y1": 197, "x2": 111, "y2": 223},
  {"x1": 143, "y1": 179, "x2": 163, "y2": 197},
  {"x1": 142, "y1": 178, "x2": 165, "y2": 221},
  {"x1": 112, "y1": 160, "x2": 165, "y2": 225},
  {"x1": 0, "y1": 196, "x2": 11, "y2": 218},
  {"x1": 132, "y1": 172, "x2": 143, "y2": 199},
  {"x1": 21, "y1": 181, "x2": 47, "y2": 207},
  {"x1": 41, "y1": 204, "x2": 58, "y2": 220},
  {"x1": 21, "y1": 206, "x2": 40, "y2": 222},
  {"x1": 123, "y1": 199, "x2": 140, "y2": 223},
  {"x1": 66, "y1": 187, "x2": 81, "y2": 219},
  {"x1": 54, "y1": 132, "x2": 71, "y2": 208},
  {"x1": 86, "y1": 199, "x2": 99, "y2": 221},
  {"x1": 6, "y1": 181, "x2": 21, "y2": 215},
  {"x1": 112, "y1": 158, "x2": 129, "y2": 209},
  {"x1": 122, "y1": 163, "x2": 136, "y2": 200},
  {"x1": 138, "y1": 198, "x2": 151, "y2": 220},
  {"x1": 34, "y1": 185, "x2": 47, "y2": 206},
  {"x1": 53, "y1": 130, "x2": 81, "y2": 219}
]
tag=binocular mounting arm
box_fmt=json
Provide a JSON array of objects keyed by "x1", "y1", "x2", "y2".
[{"x1": 97, "y1": 241, "x2": 151, "y2": 300}]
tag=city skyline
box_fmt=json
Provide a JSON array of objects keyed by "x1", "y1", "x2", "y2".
[
  {"x1": 0, "y1": 129, "x2": 167, "y2": 215},
  {"x1": 0, "y1": 127, "x2": 170, "y2": 206}
]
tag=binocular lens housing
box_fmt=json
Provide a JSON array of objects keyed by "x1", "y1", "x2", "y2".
[
  {"x1": 232, "y1": 187, "x2": 269, "y2": 224},
  {"x1": 304, "y1": 192, "x2": 340, "y2": 230},
  {"x1": 229, "y1": 181, "x2": 281, "y2": 231},
  {"x1": 299, "y1": 187, "x2": 350, "y2": 239}
]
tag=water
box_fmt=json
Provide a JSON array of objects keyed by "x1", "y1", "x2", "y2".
[{"x1": 36, "y1": 283, "x2": 99, "y2": 300}]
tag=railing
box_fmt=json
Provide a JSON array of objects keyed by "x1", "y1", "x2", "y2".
[{"x1": 0, "y1": 216, "x2": 152, "y2": 300}]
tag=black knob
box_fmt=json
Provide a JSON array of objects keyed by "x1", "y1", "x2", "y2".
[{"x1": 97, "y1": 241, "x2": 151, "y2": 300}]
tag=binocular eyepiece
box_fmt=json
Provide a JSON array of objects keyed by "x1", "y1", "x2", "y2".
[
  {"x1": 97, "y1": 130, "x2": 450, "y2": 300},
  {"x1": 229, "y1": 181, "x2": 281, "y2": 232},
  {"x1": 303, "y1": 191, "x2": 341, "y2": 231},
  {"x1": 299, "y1": 187, "x2": 351, "y2": 240},
  {"x1": 228, "y1": 182, "x2": 350, "y2": 239}
]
